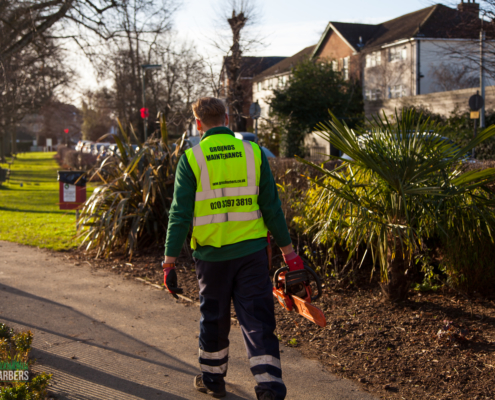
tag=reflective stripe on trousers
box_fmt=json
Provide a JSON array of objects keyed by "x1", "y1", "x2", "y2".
[
  {"x1": 250, "y1": 355, "x2": 284, "y2": 385},
  {"x1": 200, "y1": 363, "x2": 228, "y2": 374},
  {"x1": 199, "y1": 347, "x2": 229, "y2": 375},
  {"x1": 199, "y1": 347, "x2": 229, "y2": 360}
]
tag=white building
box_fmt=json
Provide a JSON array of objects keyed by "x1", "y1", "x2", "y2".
[{"x1": 252, "y1": 1, "x2": 490, "y2": 158}]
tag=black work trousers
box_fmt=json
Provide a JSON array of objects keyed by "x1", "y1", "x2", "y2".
[{"x1": 195, "y1": 248, "x2": 286, "y2": 400}]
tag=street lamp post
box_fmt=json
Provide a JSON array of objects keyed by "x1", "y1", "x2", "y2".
[{"x1": 141, "y1": 64, "x2": 162, "y2": 141}]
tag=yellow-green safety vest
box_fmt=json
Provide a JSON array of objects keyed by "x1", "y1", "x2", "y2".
[{"x1": 185, "y1": 134, "x2": 268, "y2": 249}]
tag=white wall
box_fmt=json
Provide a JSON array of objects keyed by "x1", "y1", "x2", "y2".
[
  {"x1": 252, "y1": 73, "x2": 291, "y2": 119},
  {"x1": 419, "y1": 39, "x2": 494, "y2": 95}
]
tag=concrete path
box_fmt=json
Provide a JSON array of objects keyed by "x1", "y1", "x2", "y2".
[{"x1": 0, "y1": 241, "x2": 375, "y2": 400}]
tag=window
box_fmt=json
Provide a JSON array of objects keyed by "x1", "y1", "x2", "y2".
[
  {"x1": 343, "y1": 57, "x2": 350, "y2": 80},
  {"x1": 388, "y1": 85, "x2": 406, "y2": 99},
  {"x1": 365, "y1": 52, "x2": 381, "y2": 68},
  {"x1": 282, "y1": 75, "x2": 287, "y2": 86},
  {"x1": 332, "y1": 60, "x2": 338, "y2": 72},
  {"x1": 389, "y1": 46, "x2": 407, "y2": 62},
  {"x1": 278, "y1": 76, "x2": 286, "y2": 88},
  {"x1": 257, "y1": 82, "x2": 261, "y2": 92},
  {"x1": 365, "y1": 89, "x2": 381, "y2": 101}
]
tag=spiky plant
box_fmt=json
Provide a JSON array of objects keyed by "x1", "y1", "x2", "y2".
[
  {"x1": 297, "y1": 108, "x2": 495, "y2": 301},
  {"x1": 78, "y1": 114, "x2": 188, "y2": 259}
]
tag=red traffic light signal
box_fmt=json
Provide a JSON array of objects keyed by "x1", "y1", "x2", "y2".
[
  {"x1": 64, "y1": 129, "x2": 69, "y2": 134},
  {"x1": 140, "y1": 108, "x2": 149, "y2": 119}
]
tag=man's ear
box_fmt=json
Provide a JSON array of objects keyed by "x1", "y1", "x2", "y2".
[
  {"x1": 224, "y1": 113, "x2": 229, "y2": 127},
  {"x1": 196, "y1": 119, "x2": 202, "y2": 132}
]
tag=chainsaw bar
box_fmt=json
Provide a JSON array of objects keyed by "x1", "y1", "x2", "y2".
[{"x1": 291, "y1": 294, "x2": 327, "y2": 328}]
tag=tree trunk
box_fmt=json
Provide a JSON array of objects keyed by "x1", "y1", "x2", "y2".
[
  {"x1": 0, "y1": 133, "x2": 5, "y2": 163},
  {"x1": 10, "y1": 121, "x2": 16, "y2": 154},
  {"x1": 380, "y1": 245, "x2": 411, "y2": 302},
  {"x1": 227, "y1": 11, "x2": 247, "y2": 132}
]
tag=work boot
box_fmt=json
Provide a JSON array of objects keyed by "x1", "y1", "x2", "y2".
[
  {"x1": 193, "y1": 374, "x2": 226, "y2": 398},
  {"x1": 257, "y1": 391, "x2": 275, "y2": 400}
]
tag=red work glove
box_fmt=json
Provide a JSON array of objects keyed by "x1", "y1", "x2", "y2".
[
  {"x1": 162, "y1": 262, "x2": 183, "y2": 299},
  {"x1": 283, "y1": 252, "x2": 304, "y2": 271}
]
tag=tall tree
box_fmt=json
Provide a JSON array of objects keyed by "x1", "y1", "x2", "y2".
[
  {"x1": 92, "y1": 0, "x2": 178, "y2": 139},
  {"x1": 270, "y1": 59, "x2": 363, "y2": 158},
  {"x1": 81, "y1": 89, "x2": 114, "y2": 141},
  {"x1": 0, "y1": 34, "x2": 73, "y2": 161},
  {"x1": 214, "y1": 0, "x2": 262, "y2": 132}
]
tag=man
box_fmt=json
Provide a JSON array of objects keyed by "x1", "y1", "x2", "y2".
[{"x1": 163, "y1": 97, "x2": 305, "y2": 400}]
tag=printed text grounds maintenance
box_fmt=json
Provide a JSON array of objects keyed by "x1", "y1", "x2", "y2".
[{"x1": 206, "y1": 145, "x2": 243, "y2": 162}]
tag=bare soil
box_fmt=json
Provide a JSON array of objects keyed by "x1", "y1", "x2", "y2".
[{"x1": 63, "y1": 249, "x2": 495, "y2": 400}]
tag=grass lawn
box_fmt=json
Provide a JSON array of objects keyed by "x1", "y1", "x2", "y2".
[{"x1": 0, "y1": 152, "x2": 89, "y2": 251}]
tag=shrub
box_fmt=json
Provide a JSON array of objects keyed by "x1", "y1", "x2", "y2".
[
  {"x1": 56, "y1": 145, "x2": 97, "y2": 170},
  {"x1": 0, "y1": 323, "x2": 51, "y2": 400},
  {"x1": 297, "y1": 108, "x2": 495, "y2": 301},
  {"x1": 78, "y1": 116, "x2": 186, "y2": 259},
  {"x1": 441, "y1": 233, "x2": 495, "y2": 295}
]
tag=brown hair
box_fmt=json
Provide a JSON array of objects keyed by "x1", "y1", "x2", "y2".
[{"x1": 192, "y1": 97, "x2": 226, "y2": 127}]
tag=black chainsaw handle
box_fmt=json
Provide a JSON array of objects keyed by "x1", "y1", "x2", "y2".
[
  {"x1": 273, "y1": 266, "x2": 289, "y2": 287},
  {"x1": 273, "y1": 264, "x2": 323, "y2": 302},
  {"x1": 304, "y1": 263, "x2": 323, "y2": 302}
]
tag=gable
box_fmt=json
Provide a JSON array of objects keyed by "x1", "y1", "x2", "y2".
[{"x1": 314, "y1": 28, "x2": 355, "y2": 60}]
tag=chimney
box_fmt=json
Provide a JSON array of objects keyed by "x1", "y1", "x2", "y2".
[{"x1": 458, "y1": 0, "x2": 480, "y2": 17}]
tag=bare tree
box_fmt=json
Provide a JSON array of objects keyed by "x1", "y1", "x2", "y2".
[
  {"x1": 428, "y1": 1, "x2": 495, "y2": 82},
  {"x1": 90, "y1": 0, "x2": 178, "y2": 139},
  {"x1": 0, "y1": 0, "x2": 123, "y2": 59},
  {"x1": 0, "y1": 34, "x2": 73, "y2": 161},
  {"x1": 213, "y1": 0, "x2": 263, "y2": 131},
  {"x1": 432, "y1": 63, "x2": 480, "y2": 91}
]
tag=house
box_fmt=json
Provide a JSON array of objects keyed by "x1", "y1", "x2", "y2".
[
  {"x1": 252, "y1": 45, "x2": 316, "y2": 120},
  {"x1": 362, "y1": 1, "x2": 489, "y2": 105},
  {"x1": 251, "y1": 0, "x2": 488, "y2": 158},
  {"x1": 219, "y1": 56, "x2": 286, "y2": 132}
]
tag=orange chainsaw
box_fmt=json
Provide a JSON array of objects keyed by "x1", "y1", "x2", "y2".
[{"x1": 272, "y1": 263, "x2": 327, "y2": 328}]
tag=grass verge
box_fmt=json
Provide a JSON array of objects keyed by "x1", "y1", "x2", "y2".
[{"x1": 0, "y1": 152, "x2": 87, "y2": 251}]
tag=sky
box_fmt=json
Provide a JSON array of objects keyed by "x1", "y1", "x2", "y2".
[
  {"x1": 174, "y1": 0, "x2": 433, "y2": 57},
  {"x1": 73, "y1": 0, "x2": 435, "y2": 94}
]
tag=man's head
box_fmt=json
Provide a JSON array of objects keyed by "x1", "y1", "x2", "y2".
[{"x1": 192, "y1": 97, "x2": 229, "y2": 134}]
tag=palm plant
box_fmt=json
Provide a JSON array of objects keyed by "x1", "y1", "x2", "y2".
[
  {"x1": 78, "y1": 114, "x2": 188, "y2": 259},
  {"x1": 298, "y1": 108, "x2": 495, "y2": 301}
]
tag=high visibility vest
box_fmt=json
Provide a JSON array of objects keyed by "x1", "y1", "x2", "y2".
[{"x1": 185, "y1": 133, "x2": 268, "y2": 249}]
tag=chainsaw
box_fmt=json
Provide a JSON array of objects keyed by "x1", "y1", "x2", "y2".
[{"x1": 272, "y1": 262, "x2": 327, "y2": 328}]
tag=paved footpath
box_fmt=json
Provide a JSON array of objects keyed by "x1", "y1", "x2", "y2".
[{"x1": 0, "y1": 241, "x2": 375, "y2": 400}]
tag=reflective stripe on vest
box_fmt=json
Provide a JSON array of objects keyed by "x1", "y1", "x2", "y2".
[
  {"x1": 193, "y1": 141, "x2": 258, "y2": 202},
  {"x1": 191, "y1": 141, "x2": 260, "y2": 227}
]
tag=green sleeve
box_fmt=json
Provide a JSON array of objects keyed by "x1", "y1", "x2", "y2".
[
  {"x1": 257, "y1": 149, "x2": 292, "y2": 247},
  {"x1": 164, "y1": 154, "x2": 196, "y2": 257}
]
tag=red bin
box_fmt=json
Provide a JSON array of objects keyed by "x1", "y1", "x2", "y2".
[{"x1": 57, "y1": 171, "x2": 87, "y2": 210}]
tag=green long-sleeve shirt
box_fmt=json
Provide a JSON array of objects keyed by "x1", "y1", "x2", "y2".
[{"x1": 164, "y1": 127, "x2": 291, "y2": 262}]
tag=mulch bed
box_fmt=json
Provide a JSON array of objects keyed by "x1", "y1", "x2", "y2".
[{"x1": 59, "y1": 249, "x2": 495, "y2": 400}]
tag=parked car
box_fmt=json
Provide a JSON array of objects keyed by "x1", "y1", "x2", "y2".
[
  {"x1": 76, "y1": 140, "x2": 93, "y2": 152},
  {"x1": 92, "y1": 142, "x2": 111, "y2": 157},
  {"x1": 234, "y1": 132, "x2": 259, "y2": 143},
  {"x1": 81, "y1": 143, "x2": 94, "y2": 154},
  {"x1": 261, "y1": 147, "x2": 276, "y2": 158},
  {"x1": 187, "y1": 136, "x2": 201, "y2": 146}
]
